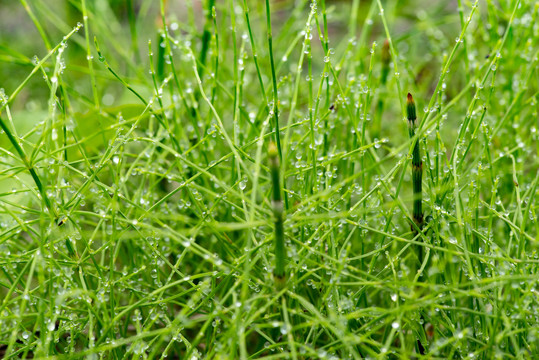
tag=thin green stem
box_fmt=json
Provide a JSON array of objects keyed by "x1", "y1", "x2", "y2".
[
  {"x1": 0, "y1": 116, "x2": 56, "y2": 219},
  {"x1": 264, "y1": 0, "x2": 283, "y2": 161},
  {"x1": 269, "y1": 142, "x2": 286, "y2": 289}
]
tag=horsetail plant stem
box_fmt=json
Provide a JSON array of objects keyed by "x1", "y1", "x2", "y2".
[
  {"x1": 374, "y1": 39, "x2": 390, "y2": 138},
  {"x1": 380, "y1": 39, "x2": 391, "y2": 85},
  {"x1": 269, "y1": 142, "x2": 286, "y2": 290},
  {"x1": 198, "y1": 0, "x2": 215, "y2": 79},
  {"x1": 407, "y1": 93, "x2": 428, "y2": 355},
  {"x1": 0, "y1": 116, "x2": 57, "y2": 220},
  {"x1": 264, "y1": 0, "x2": 283, "y2": 161},
  {"x1": 407, "y1": 93, "x2": 424, "y2": 235}
]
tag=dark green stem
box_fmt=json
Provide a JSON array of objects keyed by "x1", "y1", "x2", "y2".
[
  {"x1": 380, "y1": 39, "x2": 391, "y2": 85},
  {"x1": 198, "y1": 0, "x2": 215, "y2": 79},
  {"x1": 156, "y1": 31, "x2": 165, "y2": 83},
  {"x1": 407, "y1": 93, "x2": 423, "y2": 233},
  {"x1": 269, "y1": 142, "x2": 286, "y2": 289},
  {"x1": 407, "y1": 94, "x2": 426, "y2": 355}
]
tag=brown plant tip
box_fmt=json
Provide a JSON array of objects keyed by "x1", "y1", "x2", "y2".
[
  {"x1": 381, "y1": 39, "x2": 391, "y2": 63},
  {"x1": 412, "y1": 162, "x2": 423, "y2": 171},
  {"x1": 407, "y1": 93, "x2": 417, "y2": 123}
]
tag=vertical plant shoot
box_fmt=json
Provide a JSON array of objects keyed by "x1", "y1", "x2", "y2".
[
  {"x1": 269, "y1": 141, "x2": 286, "y2": 289},
  {"x1": 265, "y1": 0, "x2": 283, "y2": 160},
  {"x1": 374, "y1": 39, "x2": 391, "y2": 138},
  {"x1": 156, "y1": 31, "x2": 165, "y2": 83},
  {"x1": 198, "y1": 0, "x2": 215, "y2": 78},
  {"x1": 408, "y1": 93, "x2": 427, "y2": 354},
  {"x1": 407, "y1": 93, "x2": 423, "y2": 233},
  {"x1": 380, "y1": 39, "x2": 391, "y2": 85}
]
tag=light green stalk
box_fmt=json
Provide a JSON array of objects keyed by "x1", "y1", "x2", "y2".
[
  {"x1": 264, "y1": 0, "x2": 283, "y2": 160},
  {"x1": 0, "y1": 116, "x2": 56, "y2": 219}
]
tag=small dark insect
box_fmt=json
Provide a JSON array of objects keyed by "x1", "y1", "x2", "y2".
[{"x1": 57, "y1": 217, "x2": 67, "y2": 226}]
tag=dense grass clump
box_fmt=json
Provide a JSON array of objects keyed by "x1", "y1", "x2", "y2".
[{"x1": 1, "y1": 0, "x2": 538, "y2": 358}]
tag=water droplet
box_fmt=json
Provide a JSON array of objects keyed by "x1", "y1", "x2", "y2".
[
  {"x1": 47, "y1": 321, "x2": 55, "y2": 331},
  {"x1": 239, "y1": 178, "x2": 247, "y2": 190}
]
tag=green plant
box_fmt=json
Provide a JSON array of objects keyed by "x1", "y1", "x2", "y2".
[
  {"x1": 269, "y1": 141, "x2": 286, "y2": 289},
  {"x1": 407, "y1": 93, "x2": 423, "y2": 234},
  {"x1": 0, "y1": 0, "x2": 538, "y2": 358}
]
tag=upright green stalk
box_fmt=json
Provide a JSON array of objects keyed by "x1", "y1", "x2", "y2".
[
  {"x1": 407, "y1": 93, "x2": 423, "y2": 233},
  {"x1": 374, "y1": 39, "x2": 390, "y2": 138},
  {"x1": 269, "y1": 142, "x2": 286, "y2": 289},
  {"x1": 126, "y1": 0, "x2": 140, "y2": 64},
  {"x1": 407, "y1": 94, "x2": 428, "y2": 355},
  {"x1": 380, "y1": 39, "x2": 391, "y2": 85},
  {"x1": 156, "y1": 31, "x2": 165, "y2": 83},
  {"x1": 198, "y1": 0, "x2": 215, "y2": 79},
  {"x1": 264, "y1": 0, "x2": 283, "y2": 160},
  {"x1": 241, "y1": 0, "x2": 268, "y2": 106}
]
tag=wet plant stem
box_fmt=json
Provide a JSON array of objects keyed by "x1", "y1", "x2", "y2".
[
  {"x1": 375, "y1": 39, "x2": 391, "y2": 138},
  {"x1": 0, "y1": 116, "x2": 56, "y2": 219},
  {"x1": 264, "y1": 0, "x2": 283, "y2": 161},
  {"x1": 407, "y1": 93, "x2": 424, "y2": 237},
  {"x1": 407, "y1": 93, "x2": 427, "y2": 355},
  {"x1": 269, "y1": 142, "x2": 286, "y2": 290}
]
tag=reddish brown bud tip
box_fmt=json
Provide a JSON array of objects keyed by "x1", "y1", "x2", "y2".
[
  {"x1": 407, "y1": 93, "x2": 417, "y2": 122},
  {"x1": 381, "y1": 39, "x2": 391, "y2": 64}
]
